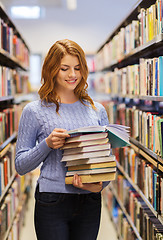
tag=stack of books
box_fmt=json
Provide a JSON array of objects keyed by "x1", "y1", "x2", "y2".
[{"x1": 61, "y1": 124, "x2": 130, "y2": 184}]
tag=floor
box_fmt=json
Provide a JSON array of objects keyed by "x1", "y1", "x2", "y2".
[{"x1": 20, "y1": 174, "x2": 118, "y2": 240}]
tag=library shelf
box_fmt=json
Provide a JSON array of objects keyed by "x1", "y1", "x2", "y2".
[
  {"x1": 3, "y1": 210, "x2": 17, "y2": 240},
  {"x1": 0, "y1": 132, "x2": 17, "y2": 152},
  {"x1": 0, "y1": 3, "x2": 31, "y2": 240},
  {"x1": 109, "y1": 94, "x2": 163, "y2": 102},
  {"x1": 0, "y1": 143, "x2": 11, "y2": 158},
  {"x1": 3, "y1": 191, "x2": 27, "y2": 240},
  {"x1": 130, "y1": 137, "x2": 163, "y2": 166},
  {"x1": 95, "y1": 0, "x2": 163, "y2": 237},
  {"x1": 0, "y1": 48, "x2": 28, "y2": 71},
  {"x1": 0, "y1": 96, "x2": 14, "y2": 102},
  {"x1": 0, "y1": 3, "x2": 29, "y2": 51},
  {"x1": 109, "y1": 183, "x2": 143, "y2": 240},
  {"x1": 130, "y1": 143, "x2": 163, "y2": 173},
  {"x1": 97, "y1": 0, "x2": 157, "y2": 53},
  {"x1": 102, "y1": 34, "x2": 163, "y2": 71},
  {"x1": 0, "y1": 171, "x2": 16, "y2": 204},
  {"x1": 116, "y1": 161, "x2": 163, "y2": 225}
]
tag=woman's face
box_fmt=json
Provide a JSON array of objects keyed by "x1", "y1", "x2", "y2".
[{"x1": 55, "y1": 54, "x2": 82, "y2": 93}]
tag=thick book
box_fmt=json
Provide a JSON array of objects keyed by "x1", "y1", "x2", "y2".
[
  {"x1": 66, "y1": 167, "x2": 116, "y2": 177},
  {"x1": 63, "y1": 143, "x2": 111, "y2": 156},
  {"x1": 65, "y1": 132, "x2": 108, "y2": 144},
  {"x1": 66, "y1": 124, "x2": 130, "y2": 148},
  {"x1": 65, "y1": 172, "x2": 116, "y2": 184},
  {"x1": 65, "y1": 155, "x2": 116, "y2": 167},
  {"x1": 68, "y1": 161, "x2": 116, "y2": 171},
  {"x1": 62, "y1": 137, "x2": 109, "y2": 150},
  {"x1": 61, "y1": 149, "x2": 110, "y2": 162}
]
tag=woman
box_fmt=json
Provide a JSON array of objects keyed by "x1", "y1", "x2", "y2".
[{"x1": 15, "y1": 39, "x2": 110, "y2": 240}]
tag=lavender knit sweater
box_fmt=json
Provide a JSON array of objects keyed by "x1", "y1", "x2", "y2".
[{"x1": 15, "y1": 99, "x2": 110, "y2": 194}]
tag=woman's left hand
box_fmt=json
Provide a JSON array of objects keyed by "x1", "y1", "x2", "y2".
[{"x1": 72, "y1": 174, "x2": 103, "y2": 193}]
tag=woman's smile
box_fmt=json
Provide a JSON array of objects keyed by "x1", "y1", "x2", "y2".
[{"x1": 65, "y1": 78, "x2": 77, "y2": 84}]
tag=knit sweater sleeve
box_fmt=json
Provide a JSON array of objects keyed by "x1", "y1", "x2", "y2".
[{"x1": 15, "y1": 104, "x2": 52, "y2": 175}]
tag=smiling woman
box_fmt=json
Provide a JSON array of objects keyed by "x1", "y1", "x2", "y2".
[
  {"x1": 15, "y1": 39, "x2": 110, "y2": 240},
  {"x1": 38, "y1": 39, "x2": 95, "y2": 112}
]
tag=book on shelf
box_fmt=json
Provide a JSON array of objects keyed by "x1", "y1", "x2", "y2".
[{"x1": 66, "y1": 124, "x2": 130, "y2": 148}]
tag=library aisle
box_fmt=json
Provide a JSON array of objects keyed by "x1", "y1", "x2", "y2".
[{"x1": 20, "y1": 170, "x2": 118, "y2": 240}]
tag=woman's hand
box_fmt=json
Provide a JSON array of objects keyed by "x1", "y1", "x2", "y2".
[
  {"x1": 72, "y1": 174, "x2": 103, "y2": 193},
  {"x1": 46, "y1": 128, "x2": 70, "y2": 149}
]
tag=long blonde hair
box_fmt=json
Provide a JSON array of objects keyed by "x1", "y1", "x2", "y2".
[{"x1": 38, "y1": 39, "x2": 96, "y2": 112}]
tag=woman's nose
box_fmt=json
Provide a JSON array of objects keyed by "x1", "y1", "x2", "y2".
[{"x1": 68, "y1": 68, "x2": 76, "y2": 78}]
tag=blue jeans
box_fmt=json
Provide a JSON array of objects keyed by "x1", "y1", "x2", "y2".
[{"x1": 34, "y1": 186, "x2": 101, "y2": 240}]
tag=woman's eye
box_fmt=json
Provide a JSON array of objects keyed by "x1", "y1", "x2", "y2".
[
  {"x1": 75, "y1": 68, "x2": 80, "y2": 71},
  {"x1": 61, "y1": 68, "x2": 68, "y2": 71}
]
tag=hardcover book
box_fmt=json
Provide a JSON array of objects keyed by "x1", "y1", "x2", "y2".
[
  {"x1": 66, "y1": 124, "x2": 130, "y2": 148},
  {"x1": 65, "y1": 155, "x2": 116, "y2": 167},
  {"x1": 65, "y1": 172, "x2": 116, "y2": 184}
]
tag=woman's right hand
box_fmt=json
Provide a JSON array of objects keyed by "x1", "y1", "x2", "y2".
[{"x1": 46, "y1": 128, "x2": 70, "y2": 149}]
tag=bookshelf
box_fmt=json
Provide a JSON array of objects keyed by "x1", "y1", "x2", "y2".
[
  {"x1": 0, "y1": 4, "x2": 31, "y2": 240},
  {"x1": 95, "y1": 0, "x2": 163, "y2": 239}
]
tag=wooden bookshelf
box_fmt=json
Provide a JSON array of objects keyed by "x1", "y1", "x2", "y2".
[
  {"x1": 108, "y1": 94, "x2": 163, "y2": 102},
  {"x1": 109, "y1": 183, "x2": 143, "y2": 240},
  {"x1": 97, "y1": 0, "x2": 157, "y2": 53},
  {"x1": 0, "y1": 4, "x2": 31, "y2": 240},
  {"x1": 0, "y1": 3, "x2": 29, "y2": 51},
  {"x1": 96, "y1": 0, "x2": 163, "y2": 238},
  {"x1": 0, "y1": 172, "x2": 16, "y2": 204},
  {"x1": 0, "y1": 96, "x2": 14, "y2": 102},
  {"x1": 0, "y1": 48, "x2": 29, "y2": 71},
  {"x1": 116, "y1": 161, "x2": 163, "y2": 225},
  {"x1": 0, "y1": 132, "x2": 17, "y2": 152},
  {"x1": 130, "y1": 138, "x2": 163, "y2": 166},
  {"x1": 101, "y1": 34, "x2": 163, "y2": 71}
]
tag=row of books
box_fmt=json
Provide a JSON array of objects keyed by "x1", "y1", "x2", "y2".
[
  {"x1": 0, "y1": 179, "x2": 19, "y2": 239},
  {"x1": 94, "y1": 55, "x2": 163, "y2": 97},
  {"x1": 104, "y1": 101, "x2": 163, "y2": 158},
  {"x1": 0, "y1": 18, "x2": 29, "y2": 67},
  {"x1": 126, "y1": 107, "x2": 163, "y2": 157},
  {"x1": 0, "y1": 105, "x2": 22, "y2": 145},
  {"x1": 116, "y1": 208, "x2": 137, "y2": 240},
  {"x1": 104, "y1": 188, "x2": 138, "y2": 240},
  {"x1": 95, "y1": 0, "x2": 163, "y2": 70},
  {"x1": 116, "y1": 158, "x2": 163, "y2": 216},
  {"x1": 111, "y1": 180, "x2": 163, "y2": 239},
  {"x1": 0, "y1": 173, "x2": 31, "y2": 240},
  {"x1": 0, "y1": 143, "x2": 16, "y2": 196},
  {"x1": 0, "y1": 67, "x2": 30, "y2": 97}
]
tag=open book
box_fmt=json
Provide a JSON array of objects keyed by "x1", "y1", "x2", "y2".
[{"x1": 66, "y1": 124, "x2": 130, "y2": 148}]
